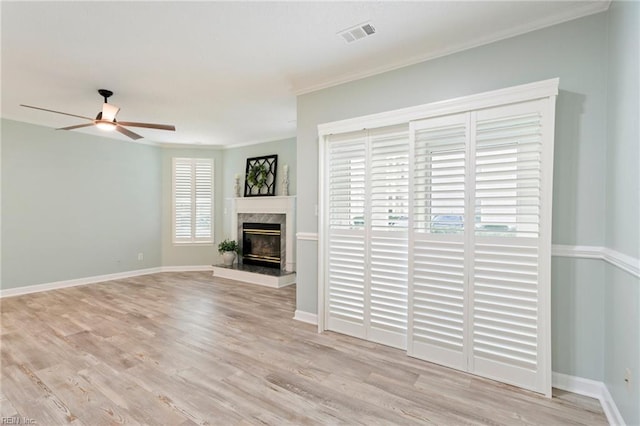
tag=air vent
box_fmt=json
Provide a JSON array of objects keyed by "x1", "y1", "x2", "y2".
[{"x1": 338, "y1": 22, "x2": 376, "y2": 43}]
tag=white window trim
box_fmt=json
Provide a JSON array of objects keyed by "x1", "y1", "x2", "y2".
[{"x1": 172, "y1": 157, "x2": 215, "y2": 246}]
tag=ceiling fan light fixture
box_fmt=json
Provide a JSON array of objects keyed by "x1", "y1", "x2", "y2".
[
  {"x1": 20, "y1": 88, "x2": 175, "y2": 141},
  {"x1": 102, "y1": 103, "x2": 120, "y2": 122},
  {"x1": 95, "y1": 120, "x2": 117, "y2": 131}
]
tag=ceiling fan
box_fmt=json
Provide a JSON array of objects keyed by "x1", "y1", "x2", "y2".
[{"x1": 20, "y1": 89, "x2": 176, "y2": 140}]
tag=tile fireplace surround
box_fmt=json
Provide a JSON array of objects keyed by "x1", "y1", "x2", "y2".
[
  {"x1": 231, "y1": 196, "x2": 296, "y2": 272},
  {"x1": 212, "y1": 196, "x2": 296, "y2": 288}
]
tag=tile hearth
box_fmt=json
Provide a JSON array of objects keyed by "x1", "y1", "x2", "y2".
[{"x1": 211, "y1": 262, "x2": 296, "y2": 288}]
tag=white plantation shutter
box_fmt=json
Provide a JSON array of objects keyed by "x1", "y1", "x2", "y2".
[
  {"x1": 174, "y1": 159, "x2": 193, "y2": 241},
  {"x1": 406, "y1": 101, "x2": 551, "y2": 394},
  {"x1": 194, "y1": 160, "x2": 213, "y2": 239},
  {"x1": 472, "y1": 241, "x2": 540, "y2": 384},
  {"x1": 173, "y1": 158, "x2": 214, "y2": 243},
  {"x1": 474, "y1": 103, "x2": 543, "y2": 238},
  {"x1": 409, "y1": 113, "x2": 469, "y2": 370},
  {"x1": 326, "y1": 126, "x2": 409, "y2": 348},
  {"x1": 327, "y1": 132, "x2": 367, "y2": 338},
  {"x1": 320, "y1": 80, "x2": 556, "y2": 397},
  {"x1": 471, "y1": 101, "x2": 547, "y2": 391},
  {"x1": 369, "y1": 127, "x2": 409, "y2": 348}
]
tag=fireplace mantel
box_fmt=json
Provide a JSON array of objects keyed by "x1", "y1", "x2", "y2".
[{"x1": 231, "y1": 196, "x2": 296, "y2": 271}]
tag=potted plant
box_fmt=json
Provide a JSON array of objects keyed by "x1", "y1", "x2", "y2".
[{"x1": 218, "y1": 239, "x2": 240, "y2": 266}]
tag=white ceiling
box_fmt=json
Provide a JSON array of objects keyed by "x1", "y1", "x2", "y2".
[{"x1": 1, "y1": 1, "x2": 609, "y2": 147}]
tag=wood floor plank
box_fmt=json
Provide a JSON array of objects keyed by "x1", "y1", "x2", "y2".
[
  {"x1": 77, "y1": 361, "x2": 189, "y2": 425},
  {"x1": 0, "y1": 392, "x2": 19, "y2": 418},
  {"x1": 124, "y1": 362, "x2": 247, "y2": 425},
  {"x1": 35, "y1": 362, "x2": 140, "y2": 425},
  {"x1": 1, "y1": 364, "x2": 81, "y2": 425},
  {"x1": 0, "y1": 272, "x2": 607, "y2": 425},
  {"x1": 220, "y1": 369, "x2": 343, "y2": 425}
]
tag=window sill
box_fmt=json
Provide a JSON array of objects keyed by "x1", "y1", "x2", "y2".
[{"x1": 172, "y1": 241, "x2": 214, "y2": 247}]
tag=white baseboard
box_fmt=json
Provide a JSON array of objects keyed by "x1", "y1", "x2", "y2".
[
  {"x1": 0, "y1": 267, "x2": 162, "y2": 298},
  {"x1": 600, "y1": 384, "x2": 627, "y2": 426},
  {"x1": 552, "y1": 372, "x2": 625, "y2": 426},
  {"x1": 293, "y1": 310, "x2": 318, "y2": 325},
  {"x1": 552, "y1": 371, "x2": 606, "y2": 399},
  {"x1": 0, "y1": 265, "x2": 213, "y2": 298},
  {"x1": 160, "y1": 265, "x2": 213, "y2": 272}
]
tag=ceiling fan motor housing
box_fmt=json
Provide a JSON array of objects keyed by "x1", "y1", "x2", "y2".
[{"x1": 98, "y1": 89, "x2": 113, "y2": 102}]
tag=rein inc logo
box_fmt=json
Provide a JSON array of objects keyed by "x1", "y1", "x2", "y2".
[{"x1": 1, "y1": 418, "x2": 36, "y2": 425}]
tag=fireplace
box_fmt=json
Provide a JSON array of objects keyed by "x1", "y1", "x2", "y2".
[
  {"x1": 230, "y1": 196, "x2": 296, "y2": 272},
  {"x1": 242, "y1": 223, "x2": 281, "y2": 269},
  {"x1": 213, "y1": 196, "x2": 295, "y2": 288}
]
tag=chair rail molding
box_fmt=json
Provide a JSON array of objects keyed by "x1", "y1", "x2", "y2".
[
  {"x1": 296, "y1": 232, "x2": 318, "y2": 241},
  {"x1": 552, "y1": 244, "x2": 640, "y2": 279}
]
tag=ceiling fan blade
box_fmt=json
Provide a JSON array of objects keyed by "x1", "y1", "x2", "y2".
[
  {"x1": 117, "y1": 121, "x2": 176, "y2": 131},
  {"x1": 57, "y1": 123, "x2": 95, "y2": 131},
  {"x1": 20, "y1": 104, "x2": 93, "y2": 121},
  {"x1": 102, "y1": 103, "x2": 120, "y2": 122},
  {"x1": 115, "y1": 125, "x2": 143, "y2": 140}
]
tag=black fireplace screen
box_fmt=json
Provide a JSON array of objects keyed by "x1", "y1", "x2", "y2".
[{"x1": 242, "y1": 223, "x2": 281, "y2": 268}]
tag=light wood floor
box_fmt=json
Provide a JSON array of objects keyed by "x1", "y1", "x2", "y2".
[{"x1": 1, "y1": 272, "x2": 606, "y2": 425}]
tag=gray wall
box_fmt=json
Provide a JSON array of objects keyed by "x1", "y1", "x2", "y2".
[
  {"x1": 1, "y1": 119, "x2": 162, "y2": 289},
  {"x1": 551, "y1": 257, "x2": 604, "y2": 379},
  {"x1": 605, "y1": 1, "x2": 640, "y2": 260},
  {"x1": 604, "y1": 1, "x2": 640, "y2": 424},
  {"x1": 1, "y1": 123, "x2": 297, "y2": 287},
  {"x1": 220, "y1": 138, "x2": 297, "y2": 240},
  {"x1": 297, "y1": 13, "x2": 609, "y2": 384},
  {"x1": 221, "y1": 138, "x2": 297, "y2": 201}
]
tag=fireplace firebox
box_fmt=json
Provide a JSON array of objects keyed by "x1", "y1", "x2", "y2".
[{"x1": 242, "y1": 223, "x2": 281, "y2": 269}]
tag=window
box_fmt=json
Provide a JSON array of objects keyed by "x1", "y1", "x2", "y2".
[{"x1": 172, "y1": 157, "x2": 214, "y2": 244}]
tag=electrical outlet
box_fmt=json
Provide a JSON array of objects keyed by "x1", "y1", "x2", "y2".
[
  {"x1": 625, "y1": 368, "x2": 632, "y2": 389},
  {"x1": 138, "y1": 252, "x2": 144, "y2": 261}
]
